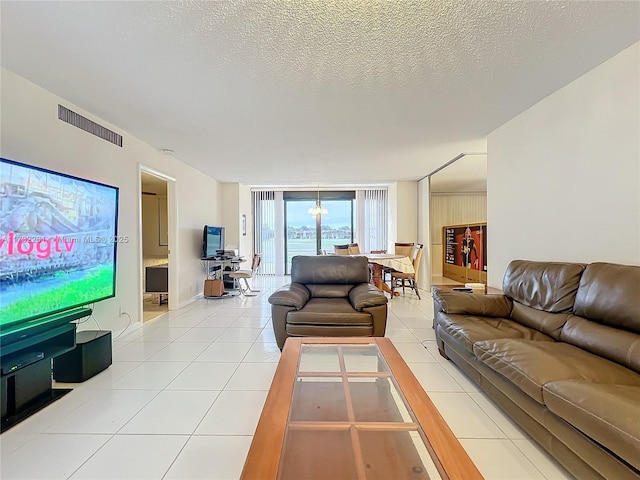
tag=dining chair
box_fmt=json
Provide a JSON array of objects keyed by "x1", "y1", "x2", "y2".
[
  {"x1": 394, "y1": 242, "x2": 415, "y2": 257},
  {"x1": 383, "y1": 242, "x2": 415, "y2": 282},
  {"x1": 348, "y1": 243, "x2": 361, "y2": 254},
  {"x1": 334, "y1": 244, "x2": 350, "y2": 255},
  {"x1": 390, "y1": 244, "x2": 424, "y2": 299},
  {"x1": 228, "y1": 253, "x2": 261, "y2": 296}
]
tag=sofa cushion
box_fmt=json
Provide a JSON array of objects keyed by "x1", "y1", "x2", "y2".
[
  {"x1": 560, "y1": 315, "x2": 640, "y2": 373},
  {"x1": 436, "y1": 313, "x2": 553, "y2": 355},
  {"x1": 543, "y1": 380, "x2": 640, "y2": 471},
  {"x1": 573, "y1": 262, "x2": 640, "y2": 334},
  {"x1": 473, "y1": 339, "x2": 640, "y2": 404},
  {"x1": 432, "y1": 289, "x2": 512, "y2": 317},
  {"x1": 502, "y1": 260, "x2": 585, "y2": 313},
  {"x1": 286, "y1": 298, "x2": 373, "y2": 326},
  {"x1": 510, "y1": 302, "x2": 571, "y2": 340}
]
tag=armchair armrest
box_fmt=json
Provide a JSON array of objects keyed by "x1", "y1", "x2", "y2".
[
  {"x1": 432, "y1": 289, "x2": 512, "y2": 317},
  {"x1": 349, "y1": 283, "x2": 388, "y2": 311},
  {"x1": 268, "y1": 283, "x2": 310, "y2": 309}
]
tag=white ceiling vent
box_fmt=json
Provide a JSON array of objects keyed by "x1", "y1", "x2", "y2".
[{"x1": 58, "y1": 104, "x2": 123, "y2": 147}]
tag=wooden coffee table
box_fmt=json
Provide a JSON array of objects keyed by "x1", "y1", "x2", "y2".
[{"x1": 240, "y1": 337, "x2": 483, "y2": 479}]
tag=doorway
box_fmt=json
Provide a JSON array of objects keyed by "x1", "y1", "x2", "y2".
[
  {"x1": 140, "y1": 170, "x2": 173, "y2": 322},
  {"x1": 428, "y1": 154, "x2": 487, "y2": 289}
]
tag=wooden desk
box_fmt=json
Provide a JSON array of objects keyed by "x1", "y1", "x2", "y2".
[{"x1": 241, "y1": 337, "x2": 483, "y2": 480}]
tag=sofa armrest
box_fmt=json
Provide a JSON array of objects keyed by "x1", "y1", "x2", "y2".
[
  {"x1": 432, "y1": 289, "x2": 512, "y2": 317},
  {"x1": 349, "y1": 283, "x2": 388, "y2": 311},
  {"x1": 268, "y1": 283, "x2": 310, "y2": 309}
]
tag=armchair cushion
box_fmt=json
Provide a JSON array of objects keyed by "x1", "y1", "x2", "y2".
[
  {"x1": 268, "y1": 283, "x2": 310, "y2": 309},
  {"x1": 349, "y1": 283, "x2": 389, "y2": 310},
  {"x1": 307, "y1": 284, "x2": 355, "y2": 298},
  {"x1": 291, "y1": 255, "x2": 370, "y2": 284}
]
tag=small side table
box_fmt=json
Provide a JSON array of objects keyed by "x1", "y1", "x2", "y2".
[{"x1": 53, "y1": 330, "x2": 112, "y2": 382}]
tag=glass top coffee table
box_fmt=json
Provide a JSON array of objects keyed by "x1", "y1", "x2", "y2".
[{"x1": 241, "y1": 337, "x2": 483, "y2": 480}]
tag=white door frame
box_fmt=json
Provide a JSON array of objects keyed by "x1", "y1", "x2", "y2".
[{"x1": 138, "y1": 164, "x2": 177, "y2": 321}]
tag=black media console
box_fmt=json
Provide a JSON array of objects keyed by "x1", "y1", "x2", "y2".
[
  {"x1": 53, "y1": 330, "x2": 112, "y2": 383},
  {"x1": 1, "y1": 322, "x2": 77, "y2": 432}
]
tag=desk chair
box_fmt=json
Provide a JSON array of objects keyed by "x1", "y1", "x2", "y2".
[
  {"x1": 334, "y1": 244, "x2": 350, "y2": 255},
  {"x1": 391, "y1": 244, "x2": 424, "y2": 299},
  {"x1": 228, "y1": 254, "x2": 261, "y2": 296}
]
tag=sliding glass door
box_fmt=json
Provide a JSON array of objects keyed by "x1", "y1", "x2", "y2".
[
  {"x1": 284, "y1": 192, "x2": 355, "y2": 273},
  {"x1": 254, "y1": 189, "x2": 386, "y2": 275},
  {"x1": 319, "y1": 199, "x2": 356, "y2": 254}
]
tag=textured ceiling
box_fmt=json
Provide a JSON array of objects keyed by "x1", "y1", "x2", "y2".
[{"x1": 1, "y1": 1, "x2": 638, "y2": 186}]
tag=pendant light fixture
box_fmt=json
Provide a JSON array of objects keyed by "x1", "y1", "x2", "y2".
[{"x1": 308, "y1": 185, "x2": 328, "y2": 216}]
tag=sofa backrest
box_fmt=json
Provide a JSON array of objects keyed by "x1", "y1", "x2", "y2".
[
  {"x1": 291, "y1": 255, "x2": 370, "y2": 286},
  {"x1": 560, "y1": 263, "x2": 640, "y2": 373},
  {"x1": 573, "y1": 262, "x2": 640, "y2": 333},
  {"x1": 503, "y1": 260, "x2": 586, "y2": 313}
]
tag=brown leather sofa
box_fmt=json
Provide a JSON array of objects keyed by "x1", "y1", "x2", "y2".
[
  {"x1": 432, "y1": 260, "x2": 640, "y2": 480},
  {"x1": 269, "y1": 255, "x2": 388, "y2": 349}
]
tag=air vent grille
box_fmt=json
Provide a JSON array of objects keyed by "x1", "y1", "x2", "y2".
[{"x1": 58, "y1": 105, "x2": 123, "y2": 147}]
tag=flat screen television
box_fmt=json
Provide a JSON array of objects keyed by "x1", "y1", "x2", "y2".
[
  {"x1": 0, "y1": 158, "x2": 119, "y2": 347},
  {"x1": 202, "y1": 225, "x2": 225, "y2": 258}
]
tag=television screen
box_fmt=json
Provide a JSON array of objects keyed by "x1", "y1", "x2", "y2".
[
  {"x1": 202, "y1": 225, "x2": 225, "y2": 258},
  {"x1": 0, "y1": 158, "x2": 119, "y2": 332}
]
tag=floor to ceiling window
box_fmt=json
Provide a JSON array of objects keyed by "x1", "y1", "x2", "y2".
[
  {"x1": 253, "y1": 188, "x2": 386, "y2": 275},
  {"x1": 284, "y1": 191, "x2": 355, "y2": 273}
]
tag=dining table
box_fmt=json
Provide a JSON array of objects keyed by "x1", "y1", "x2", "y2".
[{"x1": 353, "y1": 253, "x2": 415, "y2": 297}]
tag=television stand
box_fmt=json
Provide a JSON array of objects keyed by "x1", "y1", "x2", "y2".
[
  {"x1": 1, "y1": 321, "x2": 78, "y2": 432},
  {"x1": 1, "y1": 357, "x2": 72, "y2": 433}
]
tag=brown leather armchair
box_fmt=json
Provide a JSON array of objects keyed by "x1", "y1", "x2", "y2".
[{"x1": 268, "y1": 255, "x2": 388, "y2": 349}]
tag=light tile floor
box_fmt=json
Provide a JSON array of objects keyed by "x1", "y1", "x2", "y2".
[{"x1": 0, "y1": 275, "x2": 574, "y2": 479}]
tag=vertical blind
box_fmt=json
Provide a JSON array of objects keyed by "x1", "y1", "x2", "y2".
[
  {"x1": 356, "y1": 189, "x2": 388, "y2": 253},
  {"x1": 252, "y1": 191, "x2": 276, "y2": 275}
]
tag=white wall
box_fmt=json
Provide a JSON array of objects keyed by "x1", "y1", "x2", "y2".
[
  {"x1": 487, "y1": 42, "x2": 640, "y2": 287},
  {"x1": 220, "y1": 183, "x2": 253, "y2": 259},
  {"x1": 141, "y1": 194, "x2": 169, "y2": 259},
  {"x1": 221, "y1": 182, "x2": 240, "y2": 252},
  {"x1": 393, "y1": 181, "x2": 418, "y2": 245},
  {"x1": 1, "y1": 68, "x2": 223, "y2": 332},
  {"x1": 238, "y1": 184, "x2": 253, "y2": 258}
]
